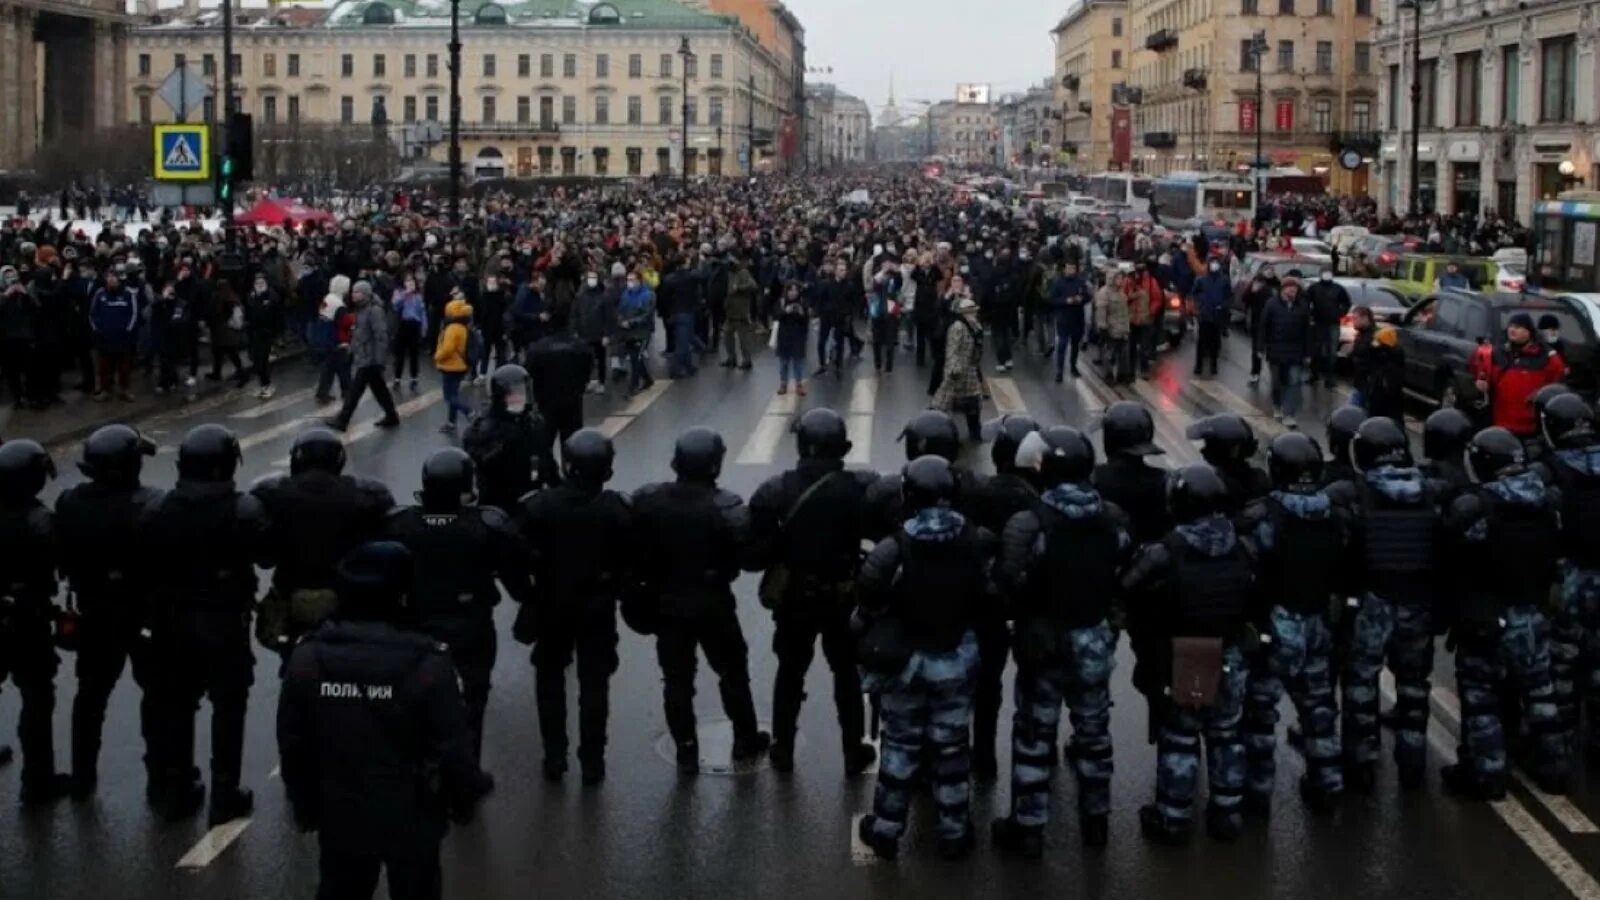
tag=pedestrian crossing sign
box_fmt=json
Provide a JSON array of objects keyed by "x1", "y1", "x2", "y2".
[{"x1": 154, "y1": 124, "x2": 210, "y2": 181}]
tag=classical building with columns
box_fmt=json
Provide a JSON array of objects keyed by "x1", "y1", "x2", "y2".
[
  {"x1": 0, "y1": 0, "x2": 129, "y2": 172},
  {"x1": 1375, "y1": 0, "x2": 1598, "y2": 220}
]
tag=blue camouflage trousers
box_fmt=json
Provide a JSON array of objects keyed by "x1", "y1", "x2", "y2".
[
  {"x1": 1155, "y1": 642, "x2": 1248, "y2": 829},
  {"x1": 1244, "y1": 607, "x2": 1343, "y2": 798},
  {"x1": 1008, "y1": 621, "x2": 1116, "y2": 827},
  {"x1": 1341, "y1": 594, "x2": 1432, "y2": 774},
  {"x1": 1457, "y1": 605, "x2": 1570, "y2": 785},
  {"x1": 864, "y1": 631, "x2": 979, "y2": 843},
  {"x1": 1553, "y1": 563, "x2": 1600, "y2": 751}
]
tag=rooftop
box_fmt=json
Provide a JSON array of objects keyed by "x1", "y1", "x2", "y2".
[{"x1": 136, "y1": 0, "x2": 736, "y2": 30}]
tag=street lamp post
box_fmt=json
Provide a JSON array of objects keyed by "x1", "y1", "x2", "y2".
[
  {"x1": 1400, "y1": 0, "x2": 1434, "y2": 215},
  {"x1": 678, "y1": 37, "x2": 693, "y2": 186},
  {"x1": 1251, "y1": 31, "x2": 1266, "y2": 209},
  {"x1": 448, "y1": 0, "x2": 462, "y2": 227}
]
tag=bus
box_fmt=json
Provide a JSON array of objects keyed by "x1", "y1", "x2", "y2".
[
  {"x1": 1150, "y1": 172, "x2": 1257, "y2": 230},
  {"x1": 1083, "y1": 172, "x2": 1152, "y2": 213},
  {"x1": 1531, "y1": 191, "x2": 1600, "y2": 295}
]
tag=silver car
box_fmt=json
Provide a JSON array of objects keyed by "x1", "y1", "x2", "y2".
[{"x1": 1334, "y1": 278, "x2": 1413, "y2": 356}]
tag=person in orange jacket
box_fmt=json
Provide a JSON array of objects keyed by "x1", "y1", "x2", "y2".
[{"x1": 435, "y1": 292, "x2": 474, "y2": 434}]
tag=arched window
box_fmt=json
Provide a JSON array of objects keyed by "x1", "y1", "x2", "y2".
[
  {"x1": 588, "y1": 2, "x2": 622, "y2": 24},
  {"x1": 361, "y1": 2, "x2": 395, "y2": 25},
  {"x1": 474, "y1": 3, "x2": 508, "y2": 25}
]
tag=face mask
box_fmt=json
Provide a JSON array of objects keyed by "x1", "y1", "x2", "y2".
[
  {"x1": 1545, "y1": 331, "x2": 1561, "y2": 344},
  {"x1": 1320, "y1": 271, "x2": 1333, "y2": 282},
  {"x1": 586, "y1": 276, "x2": 599, "y2": 287},
  {"x1": 626, "y1": 280, "x2": 639, "y2": 289},
  {"x1": 1208, "y1": 263, "x2": 1221, "y2": 273},
  {"x1": 485, "y1": 278, "x2": 499, "y2": 291},
  {"x1": 504, "y1": 391, "x2": 527, "y2": 415}
]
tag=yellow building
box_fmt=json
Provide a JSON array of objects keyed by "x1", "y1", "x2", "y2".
[
  {"x1": 1124, "y1": 0, "x2": 1379, "y2": 193},
  {"x1": 126, "y1": 0, "x2": 804, "y2": 180},
  {"x1": 1052, "y1": 0, "x2": 1129, "y2": 173}
]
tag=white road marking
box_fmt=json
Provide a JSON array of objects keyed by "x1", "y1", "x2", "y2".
[
  {"x1": 1188, "y1": 379, "x2": 1285, "y2": 439},
  {"x1": 849, "y1": 376, "x2": 879, "y2": 415},
  {"x1": 1072, "y1": 379, "x2": 1105, "y2": 414},
  {"x1": 229, "y1": 388, "x2": 316, "y2": 420},
  {"x1": 736, "y1": 415, "x2": 791, "y2": 466},
  {"x1": 987, "y1": 377, "x2": 1025, "y2": 416},
  {"x1": 618, "y1": 379, "x2": 673, "y2": 417},
  {"x1": 846, "y1": 414, "x2": 874, "y2": 465},
  {"x1": 269, "y1": 764, "x2": 280, "y2": 780},
  {"x1": 175, "y1": 818, "x2": 252, "y2": 869},
  {"x1": 337, "y1": 390, "x2": 443, "y2": 447},
  {"x1": 595, "y1": 416, "x2": 634, "y2": 439}
]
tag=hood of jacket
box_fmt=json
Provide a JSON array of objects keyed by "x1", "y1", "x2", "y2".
[
  {"x1": 1041, "y1": 483, "x2": 1103, "y2": 519},
  {"x1": 1484, "y1": 469, "x2": 1549, "y2": 506},
  {"x1": 444, "y1": 298, "x2": 473, "y2": 321},
  {"x1": 903, "y1": 507, "x2": 967, "y2": 542},
  {"x1": 329, "y1": 274, "x2": 351, "y2": 299},
  {"x1": 1175, "y1": 514, "x2": 1237, "y2": 556}
]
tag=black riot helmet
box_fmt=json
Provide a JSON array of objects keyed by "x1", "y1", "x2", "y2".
[
  {"x1": 78, "y1": 424, "x2": 156, "y2": 486},
  {"x1": 1168, "y1": 464, "x2": 1228, "y2": 524},
  {"x1": 985, "y1": 414, "x2": 1041, "y2": 473},
  {"x1": 1466, "y1": 427, "x2": 1527, "y2": 484},
  {"x1": 900, "y1": 411, "x2": 961, "y2": 463},
  {"x1": 0, "y1": 439, "x2": 56, "y2": 502},
  {"x1": 1101, "y1": 401, "x2": 1162, "y2": 457},
  {"x1": 176, "y1": 424, "x2": 242, "y2": 482},
  {"x1": 902, "y1": 455, "x2": 958, "y2": 512},
  {"x1": 563, "y1": 428, "x2": 616, "y2": 484},
  {"x1": 1267, "y1": 432, "x2": 1325, "y2": 492},
  {"x1": 1326, "y1": 406, "x2": 1369, "y2": 464},
  {"x1": 335, "y1": 541, "x2": 415, "y2": 620},
  {"x1": 1528, "y1": 383, "x2": 1576, "y2": 424},
  {"x1": 1422, "y1": 408, "x2": 1475, "y2": 463},
  {"x1": 418, "y1": 447, "x2": 476, "y2": 511},
  {"x1": 795, "y1": 408, "x2": 851, "y2": 461},
  {"x1": 1350, "y1": 416, "x2": 1413, "y2": 472},
  {"x1": 1186, "y1": 414, "x2": 1257, "y2": 465},
  {"x1": 1541, "y1": 393, "x2": 1597, "y2": 450},
  {"x1": 289, "y1": 427, "x2": 346, "y2": 476},
  {"x1": 1016, "y1": 426, "x2": 1095, "y2": 488},
  {"x1": 489, "y1": 363, "x2": 533, "y2": 416},
  {"x1": 671, "y1": 427, "x2": 727, "y2": 482}
]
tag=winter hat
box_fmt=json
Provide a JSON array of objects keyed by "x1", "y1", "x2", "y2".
[
  {"x1": 0, "y1": 265, "x2": 17, "y2": 285},
  {"x1": 1538, "y1": 314, "x2": 1561, "y2": 332},
  {"x1": 329, "y1": 274, "x2": 351, "y2": 298},
  {"x1": 611, "y1": 262, "x2": 627, "y2": 278},
  {"x1": 352, "y1": 280, "x2": 374, "y2": 301},
  {"x1": 1508, "y1": 312, "x2": 1535, "y2": 332}
]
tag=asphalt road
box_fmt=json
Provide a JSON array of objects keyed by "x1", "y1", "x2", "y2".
[{"x1": 3, "y1": 324, "x2": 1599, "y2": 900}]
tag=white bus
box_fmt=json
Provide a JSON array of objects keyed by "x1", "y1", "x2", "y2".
[
  {"x1": 1150, "y1": 172, "x2": 1257, "y2": 230},
  {"x1": 1083, "y1": 172, "x2": 1153, "y2": 213}
]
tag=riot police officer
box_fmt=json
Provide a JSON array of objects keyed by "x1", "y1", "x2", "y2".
[
  {"x1": 141, "y1": 424, "x2": 273, "y2": 825},
  {"x1": 517, "y1": 428, "x2": 633, "y2": 784},
  {"x1": 864, "y1": 410, "x2": 970, "y2": 539},
  {"x1": 252, "y1": 428, "x2": 395, "y2": 657},
  {"x1": 747, "y1": 409, "x2": 879, "y2": 775},
  {"x1": 1442, "y1": 427, "x2": 1571, "y2": 797},
  {"x1": 278, "y1": 541, "x2": 486, "y2": 900},
  {"x1": 1323, "y1": 405, "x2": 1368, "y2": 488},
  {"x1": 1186, "y1": 413, "x2": 1270, "y2": 516},
  {"x1": 1092, "y1": 402, "x2": 1171, "y2": 546},
  {"x1": 0, "y1": 439, "x2": 69, "y2": 805},
  {"x1": 1421, "y1": 407, "x2": 1476, "y2": 494},
  {"x1": 631, "y1": 428, "x2": 769, "y2": 773},
  {"x1": 1326, "y1": 417, "x2": 1447, "y2": 793},
  {"x1": 856, "y1": 456, "x2": 994, "y2": 861},
  {"x1": 387, "y1": 448, "x2": 532, "y2": 778},
  {"x1": 462, "y1": 364, "x2": 560, "y2": 512},
  {"x1": 525, "y1": 322, "x2": 595, "y2": 446},
  {"x1": 1122, "y1": 465, "x2": 1253, "y2": 844},
  {"x1": 1527, "y1": 383, "x2": 1577, "y2": 464},
  {"x1": 993, "y1": 427, "x2": 1131, "y2": 856},
  {"x1": 1237, "y1": 433, "x2": 1347, "y2": 816},
  {"x1": 56, "y1": 425, "x2": 161, "y2": 799},
  {"x1": 1536, "y1": 394, "x2": 1600, "y2": 762}
]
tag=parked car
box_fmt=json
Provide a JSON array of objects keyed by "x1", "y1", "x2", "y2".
[
  {"x1": 1228, "y1": 253, "x2": 1333, "y2": 321},
  {"x1": 1345, "y1": 234, "x2": 1422, "y2": 277},
  {"x1": 1327, "y1": 225, "x2": 1371, "y2": 256},
  {"x1": 1289, "y1": 237, "x2": 1335, "y2": 265},
  {"x1": 1388, "y1": 253, "x2": 1499, "y2": 300},
  {"x1": 1334, "y1": 278, "x2": 1414, "y2": 356},
  {"x1": 1392, "y1": 290, "x2": 1596, "y2": 408}
]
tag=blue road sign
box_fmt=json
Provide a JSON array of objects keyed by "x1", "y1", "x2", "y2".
[{"x1": 154, "y1": 125, "x2": 210, "y2": 181}]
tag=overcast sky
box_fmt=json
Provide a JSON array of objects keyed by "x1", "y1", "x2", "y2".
[{"x1": 786, "y1": 0, "x2": 1059, "y2": 116}]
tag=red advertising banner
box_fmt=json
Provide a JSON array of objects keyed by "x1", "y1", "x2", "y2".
[
  {"x1": 1239, "y1": 100, "x2": 1257, "y2": 132},
  {"x1": 1111, "y1": 107, "x2": 1132, "y2": 166},
  {"x1": 1275, "y1": 100, "x2": 1294, "y2": 131}
]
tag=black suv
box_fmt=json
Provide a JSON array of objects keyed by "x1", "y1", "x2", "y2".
[{"x1": 1394, "y1": 290, "x2": 1596, "y2": 407}]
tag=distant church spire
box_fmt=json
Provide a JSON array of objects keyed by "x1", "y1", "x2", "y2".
[{"x1": 880, "y1": 71, "x2": 904, "y2": 127}]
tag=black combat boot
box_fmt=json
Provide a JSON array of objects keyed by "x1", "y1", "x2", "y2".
[
  {"x1": 843, "y1": 743, "x2": 878, "y2": 777},
  {"x1": 1299, "y1": 777, "x2": 1341, "y2": 814},
  {"x1": 857, "y1": 815, "x2": 898, "y2": 861},
  {"x1": 154, "y1": 777, "x2": 206, "y2": 823},
  {"x1": 1440, "y1": 764, "x2": 1506, "y2": 801},
  {"x1": 1138, "y1": 804, "x2": 1192, "y2": 846},
  {"x1": 991, "y1": 817, "x2": 1043, "y2": 859},
  {"x1": 936, "y1": 824, "x2": 976, "y2": 861},
  {"x1": 1343, "y1": 760, "x2": 1377, "y2": 795},
  {"x1": 676, "y1": 741, "x2": 700, "y2": 776},
  {"x1": 1080, "y1": 814, "x2": 1109, "y2": 848},
  {"x1": 209, "y1": 786, "x2": 254, "y2": 827},
  {"x1": 19, "y1": 773, "x2": 72, "y2": 808},
  {"x1": 1241, "y1": 790, "x2": 1271, "y2": 819},
  {"x1": 731, "y1": 730, "x2": 772, "y2": 762},
  {"x1": 1204, "y1": 804, "x2": 1242, "y2": 842},
  {"x1": 580, "y1": 759, "x2": 606, "y2": 786},
  {"x1": 542, "y1": 757, "x2": 568, "y2": 782}
]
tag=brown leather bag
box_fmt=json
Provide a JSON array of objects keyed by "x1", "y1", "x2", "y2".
[{"x1": 1171, "y1": 637, "x2": 1225, "y2": 709}]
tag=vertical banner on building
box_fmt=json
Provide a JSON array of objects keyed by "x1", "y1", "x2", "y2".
[
  {"x1": 1239, "y1": 100, "x2": 1258, "y2": 133},
  {"x1": 1111, "y1": 106, "x2": 1132, "y2": 166},
  {"x1": 1275, "y1": 100, "x2": 1294, "y2": 131}
]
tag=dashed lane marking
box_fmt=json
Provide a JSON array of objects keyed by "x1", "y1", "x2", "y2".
[
  {"x1": 229, "y1": 388, "x2": 317, "y2": 420},
  {"x1": 175, "y1": 818, "x2": 252, "y2": 870},
  {"x1": 1187, "y1": 378, "x2": 1287, "y2": 438},
  {"x1": 617, "y1": 379, "x2": 674, "y2": 417},
  {"x1": 266, "y1": 392, "x2": 439, "y2": 466},
  {"x1": 846, "y1": 376, "x2": 878, "y2": 466},
  {"x1": 988, "y1": 376, "x2": 1025, "y2": 416}
]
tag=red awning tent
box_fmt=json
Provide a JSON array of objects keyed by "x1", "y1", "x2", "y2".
[{"x1": 233, "y1": 198, "x2": 335, "y2": 227}]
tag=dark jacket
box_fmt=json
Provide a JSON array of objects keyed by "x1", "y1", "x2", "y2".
[
  {"x1": 1305, "y1": 279, "x2": 1352, "y2": 327},
  {"x1": 1257, "y1": 294, "x2": 1313, "y2": 364}
]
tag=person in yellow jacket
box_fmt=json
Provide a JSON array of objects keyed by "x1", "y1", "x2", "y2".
[{"x1": 435, "y1": 294, "x2": 474, "y2": 434}]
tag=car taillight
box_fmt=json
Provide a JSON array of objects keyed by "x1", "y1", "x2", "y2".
[
  {"x1": 1508, "y1": 280, "x2": 1524, "y2": 291},
  {"x1": 1379, "y1": 252, "x2": 1396, "y2": 264}
]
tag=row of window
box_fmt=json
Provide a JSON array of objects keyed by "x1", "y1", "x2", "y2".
[
  {"x1": 489, "y1": 147, "x2": 732, "y2": 178},
  {"x1": 138, "y1": 91, "x2": 736, "y2": 127},
  {"x1": 1239, "y1": 39, "x2": 1372, "y2": 75},
  {"x1": 137, "y1": 50, "x2": 727, "y2": 81},
  {"x1": 1384, "y1": 38, "x2": 1578, "y2": 130},
  {"x1": 1136, "y1": 97, "x2": 1372, "y2": 133},
  {"x1": 1238, "y1": 0, "x2": 1371, "y2": 13}
]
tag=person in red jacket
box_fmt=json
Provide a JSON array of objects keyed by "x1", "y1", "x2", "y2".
[{"x1": 1473, "y1": 312, "x2": 1566, "y2": 437}]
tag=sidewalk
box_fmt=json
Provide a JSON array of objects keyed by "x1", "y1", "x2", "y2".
[{"x1": 1, "y1": 349, "x2": 308, "y2": 450}]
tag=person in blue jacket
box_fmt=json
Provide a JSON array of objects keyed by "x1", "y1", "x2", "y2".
[
  {"x1": 1188, "y1": 260, "x2": 1232, "y2": 378},
  {"x1": 89, "y1": 268, "x2": 142, "y2": 401}
]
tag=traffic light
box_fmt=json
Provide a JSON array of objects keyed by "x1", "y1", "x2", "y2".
[
  {"x1": 217, "y1": 154, "x2": 235, "y2": 206},
  {"x1": 227, "y1": 112, "x2": 254, "y2": 181}
]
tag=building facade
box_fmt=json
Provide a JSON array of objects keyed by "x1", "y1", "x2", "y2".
[
  {"x1": 803, "y1": 83, "x2": 870, "y2": 166},
  {"x1": 995, "y1": 82, "x2": 1058, "y2": 167},
  {"x1": 1052, "y1": 0, "x2": 1128, "y2": 173},
  {"x1": 1, "y1": 0, "x2": 128, "y2": 172},
  {"x1": 1374, "y1": 0, "x2": 1597, "y2": 221},
  {"x1": 1123, "y1": 0, "x2": 1380, "y2": 193},
  {"x1": 126, "y1": 0, "x2": 802, "y2": 180},
  {"x1": 929, "y1": 98, "x2": 996, "y2": 165}
]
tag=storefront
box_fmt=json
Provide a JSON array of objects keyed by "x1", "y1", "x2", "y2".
[
  {"x1": 1418, "y1": 161, "x2": 1438, "y2": 214},
  {"x1": 1452, "y1": 163, "x2": 1480, "y2": 217}
]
